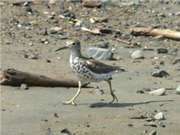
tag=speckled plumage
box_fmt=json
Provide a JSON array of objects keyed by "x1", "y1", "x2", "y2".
[
  {"x1": 63, "y1": 40, "x2": 125, "y2": 105},
  {"x1": 70, "y1": 56, "x2": 117, "y2": 83}
]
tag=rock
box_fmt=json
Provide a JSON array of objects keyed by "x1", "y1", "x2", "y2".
[
  {"x1": 75, "y1": 20, "x2": 83, "y2": 27},
  {"x1": 82, "y1": 0, "x2": 102, "y2": 8},
  {"x1": 154, "y1": 112, "x2": 165, "y2": 120},
  {"x1": 54, "y1": 113, "x2": 59, "y2": 118},
  {"x1": 90, "y1": 17, "x2": 108, "y2": 23},
  {"x1": 136, "y1": 88, "x2": 151, "y2": 94},
  {"x1": 175, "y1": 11, "x2": 180, "y2": 16},
  {"x1": 157, "y1": 48, "x2": 168, "y2": 54},
  {"x1": 136, "y1": 90, "x2": 145, "y2": 94},
  {"x1": 0, "y1": 2, "x2": 5, "y2": 6},
  {"x1": 172, "y1": 58, "x2": 180, "y2": 64},
  {"x1": 159, "y1": 121, "x2": 166, "y2": 128},
  {"x1": 46, "y1": 59, "x2": 51, "y2": 63},
  {"x1": 67, "y1": 0, "x2": 82, "y2": 2},
  {"x1": 176, "y1": 85, "x2": 180, "y2": 95},
  {"x1": 128, "y1": 123, "x2": 133, "y2": 127},
  {"x1": 49, "y1": 27, "x2": 62, "y2": 34},
  {"x1": 149, "y1": 130, "x2": 157, "y2": 135},
  {"x1": 40, "y1": 38, "x2": 49, "y2": 44},
  {"x1": 20, "y1": 83, "x2": 29, "y2": 90},
  {"x1": 61, "y1": 128, "x2": 72, "y2": 135},
  {"x1": 131, "y1": 50, "x2": 144, "y2": 59},
  {"x1": 59, "y1": 10, "x2": 76, "y2": 20},
  {"x1": 152, "y1": 69, "x2": 169, "y2": 77},
  {"x1": 86, "y1": 47, "x2": 113, "y2": 60},
  {"x1": 29, "y1": 54, "x2": 39, "y2": 59},
  {"x1": 49, "y1": 0, "x2": 57, "y2": 4},
  {"x1": 149, "y1": 88, "x2": 166, "y2": 96},
  {"x1": 24, "y1": 53, "x2": 39, "y2": 60},
  {"x1": 168, "y1": 48, "x2": 178, "y2": 56},
  {"x1": 95, "y1": 87, "x2": 104, "y2": 95}
]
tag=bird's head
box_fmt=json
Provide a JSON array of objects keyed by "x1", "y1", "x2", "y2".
[
  {"x1": 66, "y1": 40, "x2": 81, "y2": 51},
  {"x1": 65, "y1": 40, "x2": 81, "y2": 57}
]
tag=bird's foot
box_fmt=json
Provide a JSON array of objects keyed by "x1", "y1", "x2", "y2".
[
  {"x1": 109, "y1": 93, "x2": 118, "y2": 104},
  {"x1": 63, "y1": 100, "x2": 77, "y2": 106}
]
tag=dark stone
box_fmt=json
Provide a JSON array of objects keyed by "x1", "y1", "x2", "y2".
[
  {"x1": 172, "y1": 58, "x2": 180, "y2": 64},
  {"x1": 61, "y1": 128, "x2": 72, "y2": 135},
  {"x1": 136, "y1": 90, "x2": 145, "y2": 94},
  {"x1": 128, "y1": 123, "x2": 134, "y2": 127},
  {"x1": 157, "y1": 48, "x2": 168, "y2": 54},
  {"x1": 54, "y1": 113, "x2": 59, "y2": 118},
  {"x1": 152, "y1": 70, "x2": 169, "y2": 78}
]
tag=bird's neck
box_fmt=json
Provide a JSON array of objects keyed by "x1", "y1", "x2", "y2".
[{"x1": 70, "y1": 48, "x2": 81, "y2": 63}]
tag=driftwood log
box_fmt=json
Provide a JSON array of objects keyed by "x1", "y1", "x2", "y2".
[
  {"x1": 0, "y1": 68, "x2": 86, "y2": 87},
  {"x1": 130, "y1": 27, "x2": 180, "y2": 41}
]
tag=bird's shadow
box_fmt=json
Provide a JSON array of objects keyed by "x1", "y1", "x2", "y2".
[{"x1": 89, "y1": 99, "x2": 174, "y2": 108}]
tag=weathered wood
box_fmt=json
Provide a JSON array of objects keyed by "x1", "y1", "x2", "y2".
[
  {"x1": 130, "y1": 27, "x2": 180, "y2": 41},
  {"x1": 0, "y1": 68, "x2": 85, "y2": 87}
]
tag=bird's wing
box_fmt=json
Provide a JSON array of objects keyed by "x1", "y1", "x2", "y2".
[{"x1": 83, "y1": 59, "x2": 123, "y2": 74}]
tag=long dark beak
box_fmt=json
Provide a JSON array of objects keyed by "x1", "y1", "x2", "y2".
[
  {"x1": 55, "y1": 46, "x2": 69, "y2": 52},
  {"x1": 55, "y1": 40, "x2": 74, "y2": 52}
]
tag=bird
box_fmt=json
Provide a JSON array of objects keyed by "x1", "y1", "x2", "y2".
[{"x1": 63, "y1": 40, "x2": 125, "y2": 105}]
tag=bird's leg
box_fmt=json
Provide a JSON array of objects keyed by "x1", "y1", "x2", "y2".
[
  {"x1": 107, "y1": 80, "x2": 118, "y2": 103},
  {"x1": 63, "y1": 81, "x2": 82, "y2": 105}
]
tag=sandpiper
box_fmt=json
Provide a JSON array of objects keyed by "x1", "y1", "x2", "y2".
[{"x1": 64, "y1": 40, "x2": 125, "y2": 105}]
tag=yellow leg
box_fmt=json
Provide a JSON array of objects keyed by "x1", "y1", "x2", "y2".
[
  {"x1": 107, "y1": 80, "x2": 118, "y2": 103},
  {"x1": 63, "y1": 81, "x2": 82, "y2": 105}
]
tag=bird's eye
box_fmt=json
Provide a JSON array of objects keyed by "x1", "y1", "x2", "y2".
[{"x1": 72, "y1": 43, "x2": 76, "y2": 45}]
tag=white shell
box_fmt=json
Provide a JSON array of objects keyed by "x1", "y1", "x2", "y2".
[{"x1": 149, "y1": 88, "x2": 166, "y2": 96}]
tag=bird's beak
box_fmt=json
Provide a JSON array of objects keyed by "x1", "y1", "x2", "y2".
[
  {"x1": 54, "y1": 41, "x2": 74, "y2": 52},
  {"x1": 54, "y1": 46, "x2": 69, "y2": 52}
]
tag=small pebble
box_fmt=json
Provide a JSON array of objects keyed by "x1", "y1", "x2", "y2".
[
  {"x1": 159, "y1": 121, "x2": 166, "y2": 128},
  {"x1": 136, "y1": 90, "x2": 145, "y2": 94},
  {"x1": 2, "y1": 109, "x2": 6, "y2": 111},
  {"x1": 152, "y1": 69, "x2": 169, "y2": 78},
  {"x1": 20, "y1": 83, "x2": 29, "y2": 90},
  {"x1": 128, "y1": 123, "x2": 134, "y2": 127},
  {"x1": 54, "y1": 113, "x2": 59, "y2": 118},
  {"x1": 131, "y1": 50, "x2": 144, "y2": 59},
  {"x1": 172, "y1": 58, "x2": 180, "y2": 65},
  {"x1": 157, "y1": 48, "x2": 168, "y2": 54},
  {"x1": 46, "y1": 59, "x2": 51, "y2": 63},
  {"x1": 61, "y1": 128, "x2": 72, "y2": 135},
  {"x1": 95, "y1": 87, "x2": 104, "y2": 95},
  {"x1": 154, "y1": 112, "x2": 165, "y2": 120},
  {"x1": 176, "y1": 85, "x2": 180, "y2": 95},
  {"x1": 49, "y1": 27, "x2": 62, "y2": 34},
  {"x1": 40, "y1": 38, "x2": 49, "y2": 44}
]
